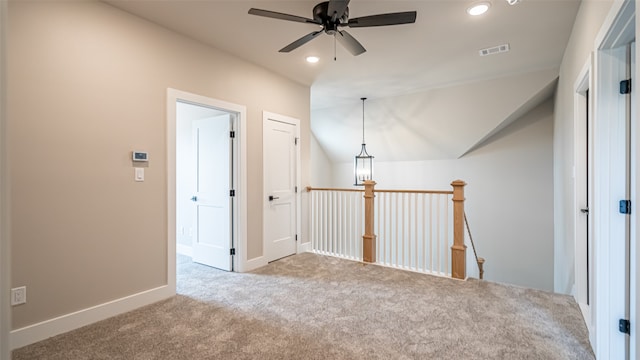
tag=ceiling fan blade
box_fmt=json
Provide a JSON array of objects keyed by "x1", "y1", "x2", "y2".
[
  {"x1": 328, "y1": 0, "x2": 350, "y2": 20},
  {"x1": 248, "y1": 8, "x2": 321, "y2": 25},
  {"x1": 336, "y1": 30, "x2": 366, "y2": 56},
  {"x1": 279, "y1": 30, "x2": 324, "y2": 53},
  {"x1": 347, "y1": 11, "x2": 417, "y2": 28}
]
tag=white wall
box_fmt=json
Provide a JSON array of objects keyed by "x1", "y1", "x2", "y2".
[
  {"x1": 553, "y1": 0, "x2": 614, "y2": 294},
  {"x1": 330, "y1": 100, "x2": 555, "y2": 291},
  {"x1": 310, "y1": 133, "x2": 333, "y2": 187}
]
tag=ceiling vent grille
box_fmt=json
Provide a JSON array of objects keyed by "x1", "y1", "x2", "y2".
[{"x1": 479, "y1": 43, "x2": 510, "y2": 56}]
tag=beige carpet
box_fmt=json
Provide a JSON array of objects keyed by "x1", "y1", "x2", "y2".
[{"x1": 13, "y1": 253, "x2": 594, "y2": 359}]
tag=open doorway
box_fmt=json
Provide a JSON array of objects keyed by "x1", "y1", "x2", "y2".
[
  {"x1": 574, "y1": 63, "x2": 593, "y2": 338},
  {"x1": 176, "y1": 101, "x2": 236, "y2": 271},
  {"x1": 167, "y1": 88, "x2": 247, "y2": 292}
]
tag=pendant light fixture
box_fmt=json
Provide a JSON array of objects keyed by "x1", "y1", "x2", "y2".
[{"x1": 354, "y1": 97, "x2": 374, "y2": 186}]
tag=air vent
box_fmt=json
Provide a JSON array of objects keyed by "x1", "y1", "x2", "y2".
[{"x1": 479, "y1": 43, "x2": 510, "y2": 56}]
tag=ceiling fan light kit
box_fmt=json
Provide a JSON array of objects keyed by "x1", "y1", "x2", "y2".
[
  {"x1": 248, "y1": 0, "x2": 417, "y2": 57},
  {"x1": 306, "y1": 56, "x2": 320, "y2": 63}
]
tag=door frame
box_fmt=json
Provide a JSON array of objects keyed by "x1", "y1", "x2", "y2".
[
  {"x1": 262, "y1": 111, "x2": 302, "y2": 260},
  {"x1": 591, "y1": 1, "x2": 636, "y2": 357},
  {"x1": 167, "y1": 88, "x2": 248, "y2": 288}
]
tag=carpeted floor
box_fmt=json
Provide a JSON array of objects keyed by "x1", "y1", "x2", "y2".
[{"x1": 13, "y1": 253, "x2": 594, "y2": 359}]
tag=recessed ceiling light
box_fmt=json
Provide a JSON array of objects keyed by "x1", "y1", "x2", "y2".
[
  {"x1": 306, "y1": 56, "x2": 319, "y2": 63},
  {"x1": 467, "y1": 2, "x2": 491, "y2": 16},
  {"x1": 506, "y1": 0, "x2": 520, "y2": 4}
]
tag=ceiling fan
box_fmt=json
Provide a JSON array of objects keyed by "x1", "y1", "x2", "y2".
[{"x1": 248, "y1": 0, "x2": 417, "y2": 56}]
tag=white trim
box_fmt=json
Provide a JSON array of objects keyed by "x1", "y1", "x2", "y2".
[
  {"x1": 595, "y1": 0, "x2": 635, "y2": 50},
  {"x1": 591, "y1": 2, "x2": 636, "y2": 357},
  {"x1": 243, "y1": 256, "x2": 268, "y2": 272},
  {"x1": 297, "y1": 241, "x2": 312, "y2": 253},
  {"x1": 10, "y1": 285, "x2": 172, "y2": 350},
  {"x1": 630, "y1": 37, "x2": 638, "y2": 360},
  {"x1": 262, "y1": 111, "x2": 302, "y2": 263},
  {"x1": 176, "y1": 243, "x2": 193, "y2": 258},
  {"x1": 593, "y1": 45, "x2": 630, "y2": 360},
  {"x1": 167, "y1": 88, "x2": 248, "y2": 274}
]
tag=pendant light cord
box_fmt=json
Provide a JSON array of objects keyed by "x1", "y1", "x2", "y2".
[{"x1": 361, "y1": 97, "x2": 367, "y2": 144}]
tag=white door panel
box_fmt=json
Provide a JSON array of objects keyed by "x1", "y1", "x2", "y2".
[
  {"x1": 264, "y1": 116, "x2": 298, "y2": 262},
  {"x1": 192, "y1": 115, "x2": 232, "y2": 270}
]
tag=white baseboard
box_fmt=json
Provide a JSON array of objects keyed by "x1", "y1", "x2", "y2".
[
  {"x1": 10, "y1": 285, "x2": 174, "y2": 350},
  {"x1": 298, "y1": 241, "x2": 311, "y2": 253},
  {"x1": 239, "y1": 255, "x2": 267, "y2": 272},
  {"x1": 176, "y1": 243, "x2": 193, "y2": 257}
]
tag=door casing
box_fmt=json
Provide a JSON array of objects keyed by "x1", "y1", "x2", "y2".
[
  {"x1": 591, "y1": 2, "x2": 635, "y2": 356},
  {"x1": 167, "y1": 88, "x2": 247, "y2": 288}
]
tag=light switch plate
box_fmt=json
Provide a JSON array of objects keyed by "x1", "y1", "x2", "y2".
[
  {"x1": 135, "y1": 168, "x2": 144, "y2": 182},
  {"x1": 11, "y1": 286, "x2": 26, "y2": 306}
]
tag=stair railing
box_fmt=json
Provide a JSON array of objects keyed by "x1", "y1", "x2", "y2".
[{"x1": 308, "y1": 179, "x2": 478, "y2": 280}]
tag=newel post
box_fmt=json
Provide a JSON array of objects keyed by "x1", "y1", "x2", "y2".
[
  {"x1": 363, "y1": 180, "x2": 376, "y2": 263},
  {"x1": 451, "y1": 180, "x2": 467, "y2": 279}
]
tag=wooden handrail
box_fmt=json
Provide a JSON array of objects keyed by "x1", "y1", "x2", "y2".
[
  {"x1": 375, "y1": 189, "x2": 454, "y2": 195},
  {"x1": 306, "y1": 186, "x2": 364, "y2": 193},
  {"x1": 306, "y1": 186, "x2": 452, "y2": 195}
]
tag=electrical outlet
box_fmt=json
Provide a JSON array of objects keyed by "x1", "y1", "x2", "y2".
[{"x1": 11, "y1": 286, "x2": 26, "y2": 306}]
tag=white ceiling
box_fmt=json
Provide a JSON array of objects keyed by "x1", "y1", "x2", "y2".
[{"x1": 105, "y1": 0, "x2": 580, "y2": 161}]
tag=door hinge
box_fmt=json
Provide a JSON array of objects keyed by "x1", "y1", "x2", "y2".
[
  {"x1": 295, "y1": 137, "x2": 299, "y2": 145},
  {"x1": 619, "y1": 319, "x2": 630, "y2": 334},
  {"x1": 619, "y1": 200, "x2": 631, "y2": 214},
  {"x1": 295, "y1": 186, "x2": 298, "y2": 193},
  {"x1": 620, "y1": 79, "x2": 631, "y2": 94},
  {"x1": 230, "y1": 248, "x2": 236, "y2": 256},
  {"x1": 295, "y1": 234, "x2": 298, "y2": 242},
  {"x1": 230, "y1": 131, "x2": 236, "y2": 138},
  {"x1": 230, "y1": 189, "x2": 236, "y2": 197}
]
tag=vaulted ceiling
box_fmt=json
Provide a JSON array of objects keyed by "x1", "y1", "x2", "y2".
[{"x1": 105, "y1": 0, "x2": 580, "y2": 162}]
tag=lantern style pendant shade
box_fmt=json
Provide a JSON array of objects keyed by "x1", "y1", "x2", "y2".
[{"x1": 354, "y1": 98, "x2": 374, "y2": 186}]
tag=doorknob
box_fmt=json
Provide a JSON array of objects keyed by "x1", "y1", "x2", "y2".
[
  {"x1": 268, "y1": 195, "x2": 279, "y2": 201},
  {"x1": 580, "y1": 208, "x2": 589, "y2": 214},
  {"x1": 191, "y1": 196, "x2": 198, "y2": 202}
]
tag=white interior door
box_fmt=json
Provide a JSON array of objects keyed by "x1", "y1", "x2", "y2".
[
  {"x1": 263, "y1": 115, "x2": 298, "y2": 262},
  {"x1": 192, "y1": 115, "x2": 232, "y2": 270},
  {"x1": 594, "y1": 42, "x2": 633, "y2": 359}
]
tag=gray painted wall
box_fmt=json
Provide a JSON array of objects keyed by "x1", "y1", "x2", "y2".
[
  {"x1": 326, "y1": 100, "x2": 555, "y2": 291},
  {"x1": 553, "y1": 0, "x2": 613, "y2": 295},
  {"x1": 8, "y1": 1, "x2": 310, "y2": 329}
]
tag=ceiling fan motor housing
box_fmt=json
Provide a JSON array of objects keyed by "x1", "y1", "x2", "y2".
[{"x1": 314, "y1": 1, "x2": 349, "y2": 34}]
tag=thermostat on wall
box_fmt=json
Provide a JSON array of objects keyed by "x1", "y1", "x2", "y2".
[{"x1": 132, "y1": 151, "x2": 149, "y2": 162}]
